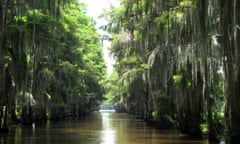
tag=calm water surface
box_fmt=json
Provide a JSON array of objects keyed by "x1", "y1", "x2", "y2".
[{"x1": 0, "y1": 112, "x2": 217, "y2": 144}]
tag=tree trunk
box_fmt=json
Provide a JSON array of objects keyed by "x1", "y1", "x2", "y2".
[
  {"x1": 0, "y1": 68, "x2": 12, "y2": 132},
  {"x1": 221, "y1": 0, "x2": 240, "y2": 143}
]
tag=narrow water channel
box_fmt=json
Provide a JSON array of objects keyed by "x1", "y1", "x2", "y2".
[{"x1": 1, "y1": 112, "x2": 213, "y2": 144}]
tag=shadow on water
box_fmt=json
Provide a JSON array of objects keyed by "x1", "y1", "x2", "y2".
[{"x1": 0, "y1": 112, "x2": 224, "y2": 144}]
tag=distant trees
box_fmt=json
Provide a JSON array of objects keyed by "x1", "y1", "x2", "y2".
[
  {"x1": 0, "y1": 0, "x2": 106, "y2": 131},
  {"x1": 105, "y1": 0, "x2": 240, "y2": 143}
]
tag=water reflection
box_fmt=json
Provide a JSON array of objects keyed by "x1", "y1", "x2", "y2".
[
  {"x1": 100, "y1": 112, "x2": 211, "y2": 144},
  {"x1": 101, "y1": 130, "x2": 115, "y2": 144},
  {"x1": 101, "y1": 112, "x2": 115, "y2": 144},
  {"x1": 0, "y1": 112, "x2": 222, "y2": 144}
]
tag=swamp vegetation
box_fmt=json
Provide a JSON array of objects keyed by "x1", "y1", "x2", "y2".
[
  {"x1": 0, "y1": 0, "x2": 240, "y2": 144},
  {"x1": 0, "y1": 0, "x2": 106, "y2": 129},
  {"x1": 104, "y1": 0, "x2": 240, "y2": 143}
]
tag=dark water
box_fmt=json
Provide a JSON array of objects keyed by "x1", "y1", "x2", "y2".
[{"x1": 0, "y1": 112, "x2": 221, "y2": 144}]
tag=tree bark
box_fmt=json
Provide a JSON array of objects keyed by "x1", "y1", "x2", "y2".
[
  {"x1": 220, "y1": 0, "x2": 240, "y2": 143},
  {"x1": 0, "y1": 68, "x2": 12, "y2": 132}
]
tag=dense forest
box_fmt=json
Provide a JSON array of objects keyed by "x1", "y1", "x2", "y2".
[
  {"x1": 104, "y1": 0, "x2": 240, "y2": 143},
  {"x1": 1, "y1": 0, "x2": 240, "y2": 143},
  {"x1": 0, "y1": 0, "x2": 106, "y2": 130}
]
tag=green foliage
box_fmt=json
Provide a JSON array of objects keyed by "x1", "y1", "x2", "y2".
[
  {"x1": 213, "y1": 112, "x2": 224, "y2": 122},
  {"x1": 3, "y1": 56, "x2": 12, "y2": 68},
  {"x1": 40, "y1": 68, "x2": 54, "y2": 78},
  {"x1": 45, "y1": 92, "x2": 52, "y2": 100},
  {"x1": 154, "y1": 12, "x2": 169, "y2": 28},
  {"x1": 152, "y1": 111, "x2": 158, "y2": 121},
  {"x1": 15, "y1": 110, "x2": 21, "y2": 120},
  {"x1": 200, "y1": 124, "x2": 208, "y2": 134},
  {"x1": 173, "y1": 74, "x2": 182, "y2": 88},
  {"x1": 103, "y1": 0, "x2": 227, "y2": 139},
  {"x1": 0, "y1": 0, "x2": 107, "y2": 124},
  {"x1": 179, "y1": 0, "x2": 195, "y2": 7}
]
